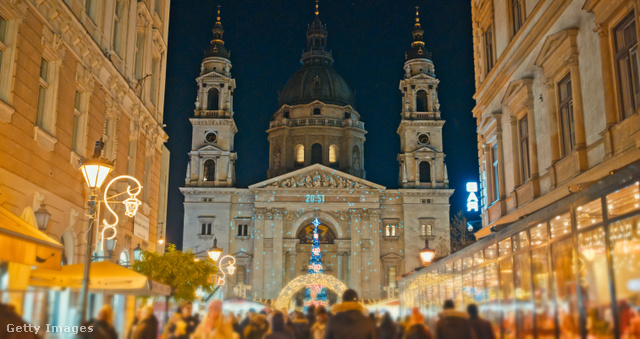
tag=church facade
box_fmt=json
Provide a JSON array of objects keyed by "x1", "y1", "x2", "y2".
[{"x1": 181, "y1": 6, "x2": 454, "y2": 302}]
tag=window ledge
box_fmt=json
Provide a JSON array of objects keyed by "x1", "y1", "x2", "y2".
[
  {"x1": 0, "y1": 99, "x2": 15, "y2": 123},
  {"x1": 234, "y1": 235, "x2": 251, "y2": 240},
  {"x1": 34, "y1": 126, "x2": 57, "y2": 152},
  {"x1": 383, "y1": 236, "x2": 399, "y2": 240},
  {"x1": 70, "y1": 151, "x2": 82, "y2": 167},
  {"x1": 198, "y1": 234, "x2": 214, "y2": 239}
]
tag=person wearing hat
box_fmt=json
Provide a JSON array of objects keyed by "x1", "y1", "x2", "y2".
[
  {"x1": 435, "y1": 300, "x2": 474, "y2": 339},
  {"x1": 325, "y1": 289, "x2": 376, "y2": 339}
]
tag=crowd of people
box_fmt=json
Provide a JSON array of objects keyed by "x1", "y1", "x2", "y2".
[
  {"x1": 157, "y1": 289, "x2": 496, "y2": 339},
  {"x1": 1, "y1": 288, "x2": 497, "y2": 339}
]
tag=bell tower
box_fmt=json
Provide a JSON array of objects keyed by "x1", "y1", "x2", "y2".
[
  {"x1": 185, "y1": 7, "x2": 237, "y2": 187},
  {"x1": 397, "y1": 7, "x2": 448, "y2": 189}
]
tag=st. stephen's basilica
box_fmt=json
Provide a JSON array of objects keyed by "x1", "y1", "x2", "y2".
[{"x1": 181, "y1": 4, "x2": 454, "y2": 303}]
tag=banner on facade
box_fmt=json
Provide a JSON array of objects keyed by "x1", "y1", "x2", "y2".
[{"x1": 134, "y1": 214, "x2": 150, "y2": 241}]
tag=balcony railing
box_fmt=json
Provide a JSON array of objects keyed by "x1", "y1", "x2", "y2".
[
  {"x1": 195, "y1": 110, "x2": 231, "y2": 118},
  {"x1": 269, "y1": 117, "x2": 365, "y2": 130}
]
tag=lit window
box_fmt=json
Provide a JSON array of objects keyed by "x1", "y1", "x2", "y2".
[
  {"x1": 426, "y1": 224, "x2": 432, "y2": 236},
  {"x1": 294, "y1": 145, "x2": 304, "y2": 166},
  {"x1": 329, "y1": 145, "x2": 338, "y2": 164},
  {"x1": 388, "y1": 266, "x2": 397, "y2": 288},
  {"x1": 385, "y1": 225, "x2": 390, "y2": 237},
  {"x1": 391, "y1": 225, "x2": 396, "y2": 237}
]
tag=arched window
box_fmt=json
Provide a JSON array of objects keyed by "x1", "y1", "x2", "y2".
[
  {"x1": 329, "y1": 145, "x2": 339, "y2": 167},
  {"x1": 297, "y1": 222, "x2": 336, "y2": 244},
  {"x1": 416, "y1": 90, "x2": 429, "y2": 112},
  {"x1": 419, "y1": 161, "x2": 431, "y2": 183},
  {"x1": 294, "y1": 145, "x2": 304, "y2": 167},
  {"x1": 388, "y1": 266, "x2": 397, "y2": 288},
  {"x1": 207, "y1": 88, "x2": 219, "y2": 110},
  {"x1": 119, "y1": 250, "x2": 130, "y2": 267},
  {"x1": 204, "y1": 159, "x2": 216, "y2": 181},
  {"x1": 236, "y1": 266, "x2": 246, "y2": 285},
  {"x1": 311, "y1": 143, "x2": 322, "y2": 164}
]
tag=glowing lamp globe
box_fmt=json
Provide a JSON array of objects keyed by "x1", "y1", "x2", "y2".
[
  {"x1": 208, "y1": 238, "x2": 223, "y2": 262},
  {"x1": 79, "y1": 158, "x2": 113, "y2": 189},
  {"x1": 419, "y1": 239, "x2": 436, "y2": 266}
]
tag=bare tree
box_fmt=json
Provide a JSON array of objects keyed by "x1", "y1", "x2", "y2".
[{"x1": 450, "y1": 210, "x2": 475, "y2": 253}]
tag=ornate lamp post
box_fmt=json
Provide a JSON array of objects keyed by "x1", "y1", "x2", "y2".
[
  {"x1": 419, "y1": 239, "x2": 436, "y2": 266},
  {"x1": 78, "y1": 140, "x2": 142, "y2": 325},
  {"x1": 34, "y1": 203, "x2": 51, "y2": 231},
  {"x1": 206, "y1": 238, "x2": 236, "y2": 286}
]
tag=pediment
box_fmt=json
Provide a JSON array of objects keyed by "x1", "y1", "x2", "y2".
[
  {"x1": 195, "y1": 145, "x2": 223, "y2": 153},
  {"x1": 534, "y1": 29, "x2": 578, "y2": 67},
  {"x1": 410, "y1": 73, "x2": 437, "y2": 81},
  {"x1": 249, "y1": 164, "x2": 385, "y2": 190},
  {"x1": 233, "y1": 251, "x2": 253, "y2": 259},
  {"x1": 412, "y1": 146, "x2": 438, "y2": 153},
  {"x1": 196, "y1": 70, "x2": 228, "y2": 82},
  {"x1": 381, "y1": 252, "x2": 403, "y2": 261},
  {"x1": 502, "y1": 78, "x2": 533, "y2": 107}
]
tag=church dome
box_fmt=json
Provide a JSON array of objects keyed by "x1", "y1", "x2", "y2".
[{"x1": 279, "y1": 64, "x2": 355, "y2": 107}]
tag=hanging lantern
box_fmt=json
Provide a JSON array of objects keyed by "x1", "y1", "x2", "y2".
[{"x1": 123, "y1": 195, "x2": 142, "y2": 217}]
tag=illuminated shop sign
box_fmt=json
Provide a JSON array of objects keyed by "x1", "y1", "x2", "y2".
[{"x1": 466, "y1": 182, "x2": 479, "y2": 212}]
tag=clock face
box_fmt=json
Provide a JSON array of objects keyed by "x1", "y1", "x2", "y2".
[
  {"x1": 205, "y1": 132, "x2": 217, "y2": 143},
  {"x1": 418, "y1": 133, "x2": 430, "y2": 145}
]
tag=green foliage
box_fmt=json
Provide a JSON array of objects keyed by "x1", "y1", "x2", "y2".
[{"x1": 133, "y1": 243, "x2": 217, "y2": 302}]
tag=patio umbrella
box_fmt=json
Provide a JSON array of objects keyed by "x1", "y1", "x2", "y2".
[{"x1": 29, "y1": 260, "x2": 171, "y2": 296}]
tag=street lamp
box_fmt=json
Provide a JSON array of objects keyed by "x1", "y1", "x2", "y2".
[
  {"x1": 419, "y1": 239, "x2": 436, "y2": 266},
  {"x1": 207, "y1": 238, "x2": 223, "y2": 262},
  {"x1": 78, "y1": 140, "x2": 113, "y2": 325},
  {"x1": 34, "y1": 203, "x2": 51, "y2": 231},
  {"x1": 133, "y1": 243, "x2": 143, "y2": 262}
]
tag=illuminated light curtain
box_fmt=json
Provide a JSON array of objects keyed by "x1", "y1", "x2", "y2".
[{"x1": 304, "y1": 218, "x2": 328, "y2": 308}]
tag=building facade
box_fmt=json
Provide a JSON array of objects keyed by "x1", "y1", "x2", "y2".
[
  {"x1": 182, "y1": 7, "x2": 454, "y2": 303},
  {"x1": 400, "y1": 0, "x2": 640, "y2": 338},
  {"x1": 0, "y1": 0, "x2": 170, "y2": 331}
]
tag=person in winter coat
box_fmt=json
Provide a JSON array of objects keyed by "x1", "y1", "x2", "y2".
[
  {"x1": 193, "y1": 300, "x2": 239, "y2": 339},
  {"x1": 404, "y1": 308, "x2": 432, "y2": 339},
  {"x1": 310, "y1": 306, "x2": 329, "y2": 339},
  {"x1": 306, "y1": 305, "x2": 316, "y2": 329},
  {"x1": 265, "y1": 311, "x2": 296, "y2": 339},
  {"x1": 435, "y1": 300, "x2": 474, "y2": 339},
  {"x1": 377, "y1": 312, "x2": 400, "y2": 339},
  {"x1": 131, "y1": 305, "x2": 158, "y2": 339},
  {"x1": 243, "y1": 314, "x2": 270, "y2": 339},
  {"x1": 239, "y1": 309, "x2": 256, "y2": 338},
  {"x1": 467, "y1": 304, "x2": 494, "y2": 339},
  {"x1": 83, "y1": 305, "x2": 118, "y2": 339},
  {"x1": 165, "y1": 301, "x2": 199, "y2": 339},
  {"x1": 291, "y1": 311, "x2": 310, "y2": 339},
  {"x1": 324, "y1": 289, "x2": 377, "y2": 339}
]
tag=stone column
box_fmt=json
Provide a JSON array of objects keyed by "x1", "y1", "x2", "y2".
[
  {"x1": 509, "y1": 115, "x2": 521, "y2": 185},
  {"x1": 253, "y1": 209, "x2": 265, "y2": 298},
  {"x1": 349, "y1": 210, "x2": 362, "y2": 291},
  {"x1": 526, "y1": 103, "x2": 540, "y2": 196},
  {"x1": 495, "y1": 114, "x2": 506, "y2": 201},
  {"x1": 273, "y1": 209, "x2": 284, "y2": 294},
  {"x1": 595, "y1": 24, "x2": 618, "y2": 157},
  {"x1": 370, "y1": 210, "x2": 382, "y2": 299}
]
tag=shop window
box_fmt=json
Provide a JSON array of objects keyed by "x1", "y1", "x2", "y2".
[
  {"x1": 311, "y1": 143, "x2": 322, "y2": 164},
  {"x1": 531, "y1": 247, "x2": 555, "y2": 336},
  {"x1": 606, "y1": 182, "x2": 640, "y2": 218},
  {"x1": 419, "y1": 161, "x2": 431, "y2": 183},
  {"x1": 462, "y1": 257, "x2": 473, "y2": 270},
  {"x1": 558, "y1": 74, "x2": 576, "y2": 156},
  {"x1": 462, "y1": 271, "x2": 474, "y2": 306},
  {"x1": 499, "y1": 238, "x2": 511, "y2": 257},
  {"x1": 473, "y1": 250, "x2": 484, "y2": 266},
  {"x1": 578, "y1": 227, "x2": 613, "y2": 337},
  {"x1": 530, "y1": 222, "x2": 548, "y2": 246},
  {"x1": 499, "y1": 258, "x2": 515, "y2": 338},
  {"x1": 610, "y1": 215, "x2": 640, "y2": 334},
  {"x1": 518, "y1": 115, "x2": 531, "y2": 181},
  {"x1": 484, "y1": 263, "x2": 501, "y2": 333},
  {"x1": 514, "y1": 252, "x2": 533, "y2": 335},
  {"x1": 550, "y1": 212, "x2": 572, "y2": 239},
  {"x1": 614, "y1": 12, "x2": 639, "y2": 120},
  {"x1": 203, "y1": 159, "x2": 215, "y2": 182},
  {"x1": 552, "y1": 238, "x2": 579, "y2": 336},
  {"x1": 416, "y1": 90, "x2": 428, "y2": 112},
  {"x1": 576, "y1": 198, "x2": 603, "y2": 229},
  {"x1": 484, "y1": 244, "x2": 497, "y2": 259},
  {"x1": 513, "y1": 230, "x2": 529, "y2": 251},
  {"x1": 207, "y1": 88, "x2": 219, "y2": 110}
]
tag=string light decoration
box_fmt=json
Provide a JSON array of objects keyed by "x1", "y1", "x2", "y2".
[
  {"x1": 304, "y1": 218, "x2": 329, "y2": 307},
  {"x1": 274, "y1": 272, "x2": 348, "y2": 310},
  {"x1": 100, "y1": 175, "x2": 142, "y2": 251}
]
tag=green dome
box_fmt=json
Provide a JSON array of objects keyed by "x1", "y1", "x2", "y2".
[{"x1": 279, "y1": 64, "x2": 355, "y2": 107}]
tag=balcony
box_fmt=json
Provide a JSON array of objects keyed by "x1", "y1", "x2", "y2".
[
  {"x1": 269, "y1": 117, "x2": 365, "y2": 130},
  {"x1": 195, "y1": 110, "x2": 231, "y2": 118}
]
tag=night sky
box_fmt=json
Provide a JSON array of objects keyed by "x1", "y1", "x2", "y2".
[{"x1": 163, "y1": 0, "x2": 479, "y2": 248}]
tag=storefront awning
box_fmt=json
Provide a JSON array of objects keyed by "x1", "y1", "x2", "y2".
[
  {"x1": 29, "y1": 260, "x2": 171, "y2": 296},
  {"x1": 0, "y1": 205, "x2": 63, "y2": 270}
]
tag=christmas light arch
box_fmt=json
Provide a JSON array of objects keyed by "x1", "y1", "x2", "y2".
[{"x1": 273, "y1": 273, "x2": 348, "y2": 310}]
